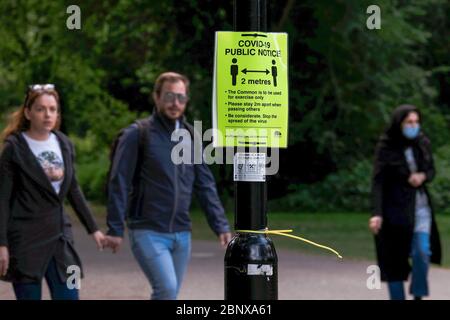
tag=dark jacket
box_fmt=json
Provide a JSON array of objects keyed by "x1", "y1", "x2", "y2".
[
  {"x1": 0, "y1": 131, "x2": 99, "y2": 283},
  {"x1": 371, "y1": 105, "x2": 441, "y2": 281},
  {"x1": 106, "y1": 113, "x2": 230, "y2": 237}
]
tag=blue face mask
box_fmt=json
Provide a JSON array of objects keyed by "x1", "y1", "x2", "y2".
[{"x1": 402, "y1": 125, "x2": 420, "y2": 140}]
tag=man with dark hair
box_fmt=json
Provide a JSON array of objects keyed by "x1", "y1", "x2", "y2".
[{"x1": 105, "y1": 71, "x2": 231, "y2": 300}]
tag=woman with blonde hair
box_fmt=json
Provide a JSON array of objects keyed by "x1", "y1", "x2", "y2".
[{"x1": 0, "y1": 84, "x2": 105, "y2": 300}]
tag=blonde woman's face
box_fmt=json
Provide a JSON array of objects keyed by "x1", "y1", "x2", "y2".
[{"x1": 25, "y1": 94, "x2": 59, "y2": 133}]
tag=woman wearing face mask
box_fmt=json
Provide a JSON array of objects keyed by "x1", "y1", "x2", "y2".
[
  {"x1": 369, "y1": 104, "x2": 442, "y2": 300},
  {"x1": 0, "y1": 84, "x2": 105, "y2": 300}
]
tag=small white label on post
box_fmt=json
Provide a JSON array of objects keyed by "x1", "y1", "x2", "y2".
[
  {"x1": 234, "y1": 153, "x2": 266, "y2": 182},
  {"x1": 247, "y1": 264, "x2": 273, "y2": 276}
]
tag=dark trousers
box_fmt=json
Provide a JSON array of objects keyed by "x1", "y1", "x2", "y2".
[{"x1": 12, "y1": 258, "x2": 79, "y2": 300}]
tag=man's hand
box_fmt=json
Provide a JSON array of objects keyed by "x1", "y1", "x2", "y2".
[
  {"x1": 219, "y1": 232, "x2": 232, "y2": 249},
  {"x1": 0, "y1": 246, "x2": 9, "y2": 276},
  {"x1": 408, "y1": 172, "x2": 426, "y2": 188},
  {"x1": 104, "y1": 236, "x2": 123, "y2": 253},
  {"x1": 369, "y1": 216, "x2": 383, "y2": 235}
]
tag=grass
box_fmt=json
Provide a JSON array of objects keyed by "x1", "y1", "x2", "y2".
[
  {"x1": 70, "y1": 204, "x2": 450, "y2": 268},
  {"x1": 190, "y1": 210, "x2": 450, "y2": 268}
]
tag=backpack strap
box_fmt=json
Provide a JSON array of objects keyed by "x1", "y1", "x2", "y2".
[
  {"x1": 105, "y1": 118, "x2": 152, "y2": 198},
  {"x1": 132, "y1": 118, "x2": 152, "y2": 183},
  {"x1": 135, "y1": 118, "x2": 151, "y2": 153}
]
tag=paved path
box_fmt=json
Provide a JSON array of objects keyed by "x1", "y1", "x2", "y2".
[{"x1": 1, "y1": 226, "x2": 450, "y2": 300}]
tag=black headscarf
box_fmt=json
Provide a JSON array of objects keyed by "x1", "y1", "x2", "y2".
[
  {"x1": 376, "y1": 104, "x2": 432, "y2": 169},
  {"x1": 382, "y1": 104, "x2": 423, "y2": 147}
]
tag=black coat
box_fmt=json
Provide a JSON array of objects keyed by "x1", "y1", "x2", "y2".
[
  {"x1": 372, "y1": 127, "x2": 441, "y2": 282},
  {"x1": 0, "y1": 130, "x2": 98, "y2": 283}
]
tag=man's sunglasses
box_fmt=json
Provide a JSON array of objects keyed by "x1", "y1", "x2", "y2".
[{"x1": 162, "y1": 92, "x2": 189, "y2": 104}]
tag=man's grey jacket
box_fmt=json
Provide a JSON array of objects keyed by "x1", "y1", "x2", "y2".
[{"x1": 106, "y1": 112, "x2": 230, "y2": 237}]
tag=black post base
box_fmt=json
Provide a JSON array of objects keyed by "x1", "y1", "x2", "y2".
[{"x1": 225, "y1": 232, "x2": 278, "y2": 300}]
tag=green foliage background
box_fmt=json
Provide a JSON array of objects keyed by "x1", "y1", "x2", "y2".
[{"x1": 0, "y1": 0, "x2": 449, "y2": 212}]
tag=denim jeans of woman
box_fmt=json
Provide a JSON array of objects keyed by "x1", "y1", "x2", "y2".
[
  {"x1": 129, "y1": 229, "x2": 191, "y2": 300},
  {"x1": 12, "y1": 257, "x2": 79, "y2": 300},
  {"x1": 388, "y1": 232, "x2": 430, "y2": 300}
]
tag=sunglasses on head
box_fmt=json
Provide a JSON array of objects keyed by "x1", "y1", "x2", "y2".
[
  {"x1": 162, "y1": 92, "x2": 189, "y2": 104},
  {"x1": 28, "y1": 84, "x2": 55, "y2": 92},
  {"x1": 24, "y1": 84, "x2": 56, "y2": 107}
]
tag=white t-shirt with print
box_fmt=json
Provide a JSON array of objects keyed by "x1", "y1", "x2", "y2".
[{"x1": 22, "y1": 132, "x2": 65, "y2": 194}]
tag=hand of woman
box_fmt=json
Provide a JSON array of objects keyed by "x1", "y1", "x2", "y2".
[
  {"x1": 0, "y1": 246, "x2": 9, "y2": 276},
  {"x1": 369, "y1": 216, "x2": 383, "y2": 235},
  {"x1": 92, "y1": 231, "x2": 106, "y2": 251},
  {"x1": 408, "y1": 172, "x2": 426, "y2": 188}
]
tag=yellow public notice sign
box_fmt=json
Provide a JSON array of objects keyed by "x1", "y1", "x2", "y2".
[{"x1": 213, "y1": 31, "x2": 288, "y2": 148}]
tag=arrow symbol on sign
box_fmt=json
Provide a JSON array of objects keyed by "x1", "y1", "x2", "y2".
[
  {"x1": 242, "y1": 68, "x2": 270, "y2": 75},
  {"x1": 241, "y1": 33, "x2": 268, "y2": 38}
]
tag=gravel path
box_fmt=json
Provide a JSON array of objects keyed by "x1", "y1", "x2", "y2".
[{"x1": 1, "y1": 226, "x2": 449, "y2": 300}]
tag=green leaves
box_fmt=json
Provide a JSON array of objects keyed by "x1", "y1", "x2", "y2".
[{"x1": 0, "y1": 0, "x2": 448, "y2": 207}]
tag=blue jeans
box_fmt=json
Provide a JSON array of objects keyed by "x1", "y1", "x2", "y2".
[
  {"x1": 388, "y1": 232, "x2": 430, "y2": 300},
  {"x1": 129, "y1": 229, "x2": 191, "y2": 300},
  {"x1": 12, "y1": 257, "x2": 79, "y2": 300}
]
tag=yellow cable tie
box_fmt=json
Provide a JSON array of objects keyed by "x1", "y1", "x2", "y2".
[{"x1": 236, "y1": 228, "x2": 343, "y2": 259}]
